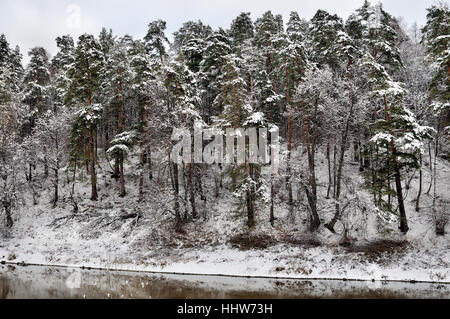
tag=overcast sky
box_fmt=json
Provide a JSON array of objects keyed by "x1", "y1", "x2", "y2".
[{"x1": 0, "y1": 0, "x2": 440, "y2": 64}]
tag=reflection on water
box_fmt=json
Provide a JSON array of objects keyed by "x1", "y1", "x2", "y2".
[{"x1": 0, "y1": 264, "x2": 449, "y2": 299}]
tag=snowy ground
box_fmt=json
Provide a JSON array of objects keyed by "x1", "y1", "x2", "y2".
[{"x1": 0, "y1": 150, "x2": 449, "y2": 284}]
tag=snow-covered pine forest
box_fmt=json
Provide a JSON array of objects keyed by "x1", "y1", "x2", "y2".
[{"x1": 0, "y1": 1, "x2": 449, "y2": 282}]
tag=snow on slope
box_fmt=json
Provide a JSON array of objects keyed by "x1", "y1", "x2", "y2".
[{"x1": 0, "y1": 150, "x2": 449, "y2": 283}]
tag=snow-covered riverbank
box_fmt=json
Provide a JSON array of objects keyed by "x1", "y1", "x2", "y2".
[
  {"x1": 1, "y1": 208, "x2": 449, "y2": 284},
  {"x1": 1, "y1": 153, "x2": 449, "y2": 284},
  {"x1": 1, "y1": 241, "x2": 449, "y2": 284}
]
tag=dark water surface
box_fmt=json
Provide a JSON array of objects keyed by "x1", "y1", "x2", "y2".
[{"x1": 0, "y1": 264, "x2": 449, "y2": 299}]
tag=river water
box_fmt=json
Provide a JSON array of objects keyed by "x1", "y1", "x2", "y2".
[{"x1": 0, "y1": 264, "x2": 449, "y2": 299}]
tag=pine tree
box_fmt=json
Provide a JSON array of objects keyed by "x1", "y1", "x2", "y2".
[
  {"x1": 21, "y1": 45, "x2": 50, "y2": 182},
  {"x1": 254, "y1": 70, "x2": 282, "y2": 118},
  {"x1": 199, "y1": 30, "x2": 232, "y2": 122},
  {"x1": 67, "y1": 34, "x2": 103, "y2": 106},
  {"x1": 144, "y1": 20, "x2": 170, "y2": 61},
  {"x1": 51, "y1": 35, "x2": 75, "y2": 107},
  {"x1": 230, "y1": 12, "x2": 254, "y2": 47},
  {"x1": 165, "y1": 57, "x2": 202, "y2": 227},
  {"x1": 344, "y1": 1, "x2": 424, "y2": 233},
  {"x1": 309, "y1": 10, "x2": 345, "y2": 69},
  {"x1": 103, "y1": 38, "x2": 134, "y2": 197},
  {"x1": 421, "y1": 3, "x2": 449, "y2": 138},
  {"x1": 254, "y1": 11, "x2": 281, "y2": 74},
  {"x1": 98, "y1": 28, "x2": 115, "y2": 59},
  {"x1": 0, "y1": 34, "x2": 9, "y2": 66},
  {"x1": 254, "y1": 70, "x2": 281, "y2": 225},
  {"x1": 173, "y1": 20, "x2": 213, "y2": 51},
  {"x1": 231, "y1": 16, "x2": 260, "y2": 115},
  {"x1": 0, "y1": 99, "x2": 21, "y2": 227},
  {"x1": 346, "y1": 1, "x2": 402, "y2": 70},
  {"x1": 214, "y1": 55, "x2": 250, "y2": 127},
  {"x1": 213, "y1": 55, "x2": 262, "y2": 228},
  {"x1": 67, "y1": 34, "x2": 104, "y2": 201},
  {"x1": 0, "y1": 35, "x2": 23, "y2": 227},
  {"x1": 364, "y1": 52, "x2": 434, "y2": 233},
  {"x1": 276, "y1": 17, "x2": 310, "y2": 216},
  {"x1": 286, "y1": 11, "x2": 308, "y2": 43},
  {"x1": 106, "y1": 129, "x2": 137, "y2": 196},
  {"x1": 22, "y1": 47, "x2": 51, "y2": 114},
  {"x1": 129, "y1": 39, "x2": 156, "y2": 196},
  {"x1": 421, "y1": 3, "x2": 449, "y2": 232},
  {"x1": 0, "y1": 35, "x2": 23, "y2": 104},
  {"x1": 181, "y1": 37, "x2": 206, "y2": 73}
]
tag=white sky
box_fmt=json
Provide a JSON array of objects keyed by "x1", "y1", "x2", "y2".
[{"x1": 0, "y1": 0, "x2": 442, "y2": 64}]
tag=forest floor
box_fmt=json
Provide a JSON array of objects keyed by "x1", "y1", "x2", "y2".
[{"x1": 0, "y1": 150, "x2": 449, "y2": 283}]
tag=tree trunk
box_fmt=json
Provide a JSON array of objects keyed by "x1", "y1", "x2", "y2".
[
  {"x1": 89, "y1": 126, "x2": 98, "y2": 201},
  {"x1": 372, "y1": 147, "x2": 378, "y2": 204},
  {"x1": 333, "y1": 144, "x2": 337, "y2": 199},
  {"x1": 70, "y1": 161, "x2": 78, "y2": 213},
  {"x1": 94, "y1": 128, "x2": 98, "y2": 161},
  {"x1": 44, "y1": 154, "x2": 49, "y2": 178},
  {"x1": 71, "y1": 161, "x2": 77, "y2": 200},
  {"x1": 353, "y1": 141, "x2": 359, "y2": 162},
  {"x1": 386, "y1": 146, "x2": 391, "y2": 206},
  {"x1": 138, "y1": 172, "x2": 144, "y2": 201},
  {"x1": 139, "y1": 150, "x2": 145, "y2": 201},
  {"x1": 384, "y1": 95, "x2": 408, "y2": 234},
  {"x1": 270, "y1": 174, "x2": 275, "y2": 226},
  {"x1": 432, "y1": 133, "x2": 439, "y2": 225},
  {"x1": 172, "y1": 159, "x2": 181, "y2": 229},
  {"x1": 286, "y1": 120, "x2": 293, "y2": 211},
  {"x1": 304, "y1": 121, "x2": 320, "y2": 231},
  {"x1": 118, "y1": 81, "x2": 125, "y2": 197},
  {"x1": 432, "y1": 116, "x2": 441, "y2": 210},
  {"x1": 53, "y1": 167, "x2": 58, "y2": 207},
  {"x1": 214, "y1": 175, "x2": 219, "y2": 198},
  {"x1": 119, "y1": 153, "x2": 125, "y2": 197},
  {"x1": 326, "y1": 138, "x2": 347, "y2": 232},
  {"x1": 359, "y1": 141, "x2": 364, "y2": 172},
  {"x1": 363, "y1": 144, "x2": 370, "y2": 169},
  {"x1": 196, "y1": 173, "x2": 206, "y2": 202},
  {"x1": 29, "y1": 163, "x2": 33, "y2": 182},
  {"x1": 303, "y1": 184, "x2": 319, "y2": 231},
  {"x1": 148, "y1": 148, "x2": 153, "y2": 181},
  {"x1": 182, "y1": 164, "x2": 188, "y2": 220},
  {"x1": 426, "y1": 142, "x2": 433, "y2": 195},
  {"x1": 139, "y1": 104, "x2": 145, "y2": 200},
  {"x1": 392, "y1": 144, "x2": 408, "y2": 233},
  {"x1": 145, "y1": 97, "x2": 153, "y2": 181},
  {"x1": 247, "y1": 164, "x2": 255, "y2": 228},
  {"x1": 4, "y1": 204, "x2": 13, "y2": 228},
  {"x1": 286, "y1": 82, "x2": 294, "y2": 212},
  {"x1": 219, "y1": 164, "x2": 223, "y2": 189},
  {"x1": 188, "y1": 163, "x2": 197, "y2": 218},
  {"x1": 87, "y1": 75, "x2": 98, "y2": 201},
  {"x1": 415, "y1": 154, "x2": 422, "y2": 212},
  {"x1": 375, "y1": 146, "x2": 381, "y2": 205},
  {"x1": 326, "y1": 143, "x2": 332, "y2": 199}
]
